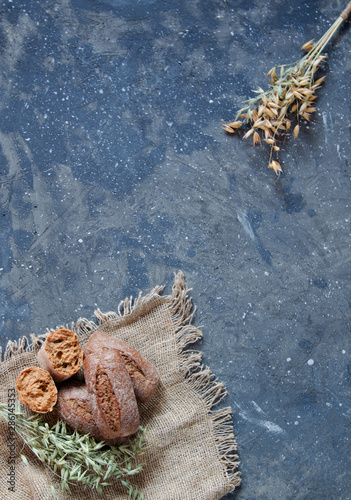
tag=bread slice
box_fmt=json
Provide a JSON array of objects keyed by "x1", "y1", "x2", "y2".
[
  {"x1": 37, "y1": 328, "x2": 83, "y2": 382},
  {"x1": 16, "y1": 366, "x2": 57, "y2": 413}
]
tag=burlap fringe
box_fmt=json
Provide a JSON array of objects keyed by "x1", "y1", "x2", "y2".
[
  {"x1": 1, "y1": 332, "x2": 48, "y2": 361},
  {"x1": 76, "y1": 286, "x2": 166, "y2": 338},
  {"x1": 1, "y1": 322, "x2": 83, "y2": 361},
  {"x1": 1, "y1": 270, "x2": 241, "y2": 492},
  {"x1": 169, "y1": 271, "x2": 241, "y2": 492}
]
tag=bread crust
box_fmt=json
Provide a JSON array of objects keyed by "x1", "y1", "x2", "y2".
[
  {"x1": 84, "y1": 349, "x2": 140, "y2": 439},
  {"x1": 16, "y1": 366, "x2": 57, "y2": 413},
  {"x1": 85, "y1": 331, "x2": 160, "y2": 402},
  {"x1": 56, "y1": 381, "x2": 127, "y2": 445},
  {"x1": 37, "y1": 328, "x2": 83, "y2": 382}
]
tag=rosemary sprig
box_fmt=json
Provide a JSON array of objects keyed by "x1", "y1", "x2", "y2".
[
  {"x1": 0, "y1": 402, "x2": 146, "y2": 499},
  {"x1": 223, "y1": 1, "x2": 351, "y2": 175}
]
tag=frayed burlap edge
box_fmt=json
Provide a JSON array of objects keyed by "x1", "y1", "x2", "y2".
[
  {"x1": 1, "y1": 270, "x2": 241, "y2": 495},
  {"x1": 77, "y1": 271, "x2": 241, "y2": 493}
]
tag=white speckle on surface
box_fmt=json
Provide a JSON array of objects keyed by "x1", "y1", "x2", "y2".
[
  {"x1": 307, "y1": 359, "x2": 314, "y2": 366},
  {"x1": 342, "y1": 350, "x2": 346, "y2": 354},
  {"x1": 237, "y1": 211, "x2": 255, "y2": 240},
  {"x1": 262, "y1": 420, "x2": 284, "y2": 434},
  {"x1": 287, "y1": 357, "x2": 291, "y2": 362},
  {"x1": 238, "y1": 407, "x2": 285, "y2": 434},
  {"x1": 251, "y1": 401, "x2": 265, "y2": 414},
  {"x1": 78, "y1": 239, "x2": 83, "y2": 243}
]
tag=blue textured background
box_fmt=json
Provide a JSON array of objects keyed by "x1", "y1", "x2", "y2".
[{"x1": 0, "y1": 0, "x2": 350, "y2": 498}]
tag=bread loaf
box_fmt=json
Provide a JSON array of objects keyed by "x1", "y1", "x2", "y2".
[
  {"x1": 37, "y1": 328, "x2": 83, "y2": 382},
  {"x1": 56, "y1": 381, "x2": 127, "y2": 445},
  {"x1": 16, "y1": 366, "x2": 57, "y2": 413},
  {"x1": 84, "y1": 331, "x2": 160, "y2": 402},
  {"x1": 84, "y1": 349, "x2": 140, "y2": 439}
]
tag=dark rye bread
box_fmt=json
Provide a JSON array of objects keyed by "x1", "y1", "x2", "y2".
[
  {"x1": 84, "y1": 331, "x2": 160, "y2": 403},
  {"x1": 16, "y1": 366, "x2": 57, "y2": 413},
  {"x1": 56, "y1": 381, "x2": 127, "y2": 445},
  {"x1": 84, "y1": 349, "x2": 140, "y2": 439},
  {"x1": 37, "y1": 328, "x2": 83, "y2": 382}
]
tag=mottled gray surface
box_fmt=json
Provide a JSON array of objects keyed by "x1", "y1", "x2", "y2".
[{"x1": 1, "y1": 0, "x2": 351, "y2": 498}]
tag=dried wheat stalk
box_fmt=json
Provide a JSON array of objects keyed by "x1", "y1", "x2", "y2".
[{"x1": 223, "y1": 2, "x2": 351, "y2": 175}]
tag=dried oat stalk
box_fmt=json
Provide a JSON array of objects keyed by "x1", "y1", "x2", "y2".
[
  {"x1": 0, "y1": 402, "x2": 146, "y2": 499},
  {"x1": 223, "y1": 2, "x2": 351, "y2": 175}
]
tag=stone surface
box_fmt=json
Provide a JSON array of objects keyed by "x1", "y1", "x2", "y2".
[{"x1": 0, "y1": 0, "x2": 350, "y2": 498}]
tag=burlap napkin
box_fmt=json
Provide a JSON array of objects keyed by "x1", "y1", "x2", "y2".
[{"x1": 0, "y1": 271, "x2": 241, "y2": 499}]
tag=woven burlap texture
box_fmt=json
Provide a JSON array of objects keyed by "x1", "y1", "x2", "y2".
[{"x1": 0, "y1": 271, "x2": 241, "y2": 499}]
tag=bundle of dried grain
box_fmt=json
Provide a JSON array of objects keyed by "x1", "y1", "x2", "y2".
[{"x1": 223, "y1": 2, "x2": 351, "y2": 175}]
